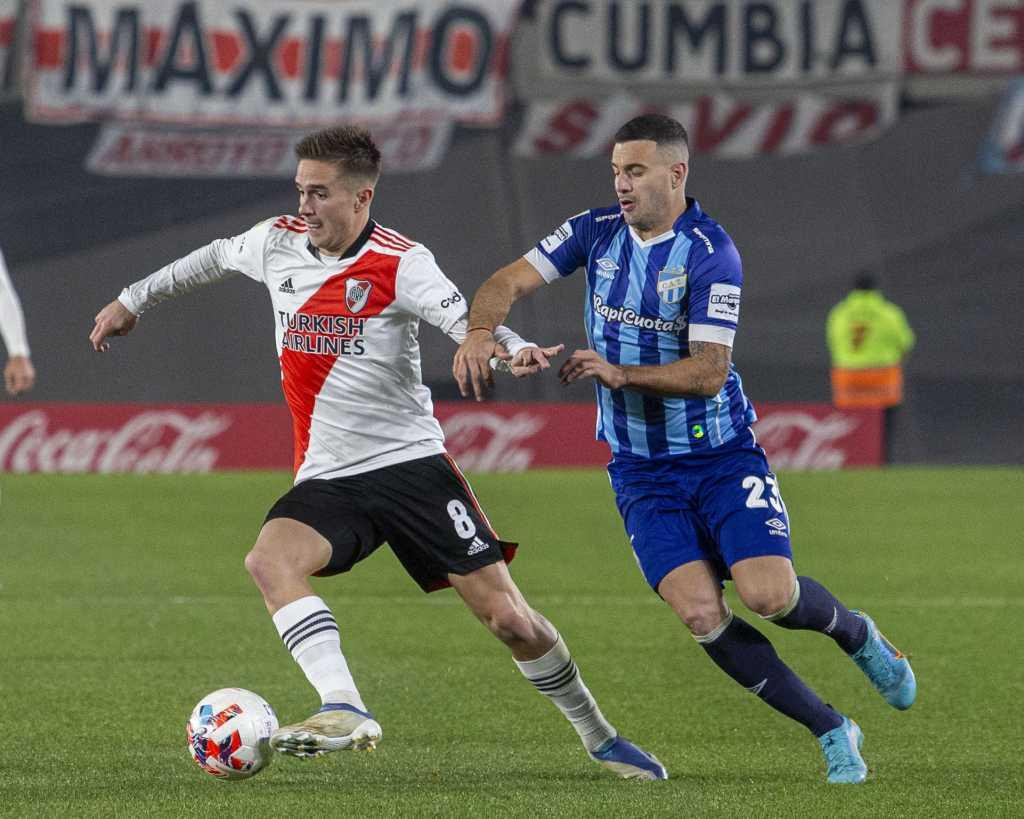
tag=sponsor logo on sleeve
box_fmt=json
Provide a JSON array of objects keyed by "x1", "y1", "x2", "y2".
[
  {"x1": 708, "y1": 284, "x2": 741, "y2": 323},
  {"x1": 440, "y1": 290, "x2": 463, "y2": 309},
  {"x1": 692, "y1": 227, "x2": 715, "y2": 254},
  {"x1": 540, "y1": 220, "x2": 573, "y2": 253}
]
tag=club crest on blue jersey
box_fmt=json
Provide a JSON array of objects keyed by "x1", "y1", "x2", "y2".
[
  {"x1": 656, "y1": 267, "x2": 687, "y2": 304},
  {"x1": 346, "y1": 279, "x2": 372, "y2": 313}
]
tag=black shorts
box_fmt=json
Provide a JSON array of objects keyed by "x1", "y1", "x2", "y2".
[{"x1": 264, "y1": 453, "x2": 517, "y2": 593}]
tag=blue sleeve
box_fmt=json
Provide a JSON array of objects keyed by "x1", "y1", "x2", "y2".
[
  {"x1": 685, "y1": 227, "x2": 743, "y2": 346},
  {"x1": 524, "y1": 210, "x2": 593, "y2": 282}
]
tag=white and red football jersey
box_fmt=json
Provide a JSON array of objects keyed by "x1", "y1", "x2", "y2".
[{"x1": 119, "y1": 216, "x2": 527, "y2": 483}]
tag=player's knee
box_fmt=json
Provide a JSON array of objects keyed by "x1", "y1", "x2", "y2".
[
  {"x1": 676, "y1": 602, "x2": 729, "y2": 637},
  {"x1": 737, "y1": 585, "x2": 793, "y2": 619},
  {"x1": 244, "y1": 545, "x2": 287, "y2": 591}
]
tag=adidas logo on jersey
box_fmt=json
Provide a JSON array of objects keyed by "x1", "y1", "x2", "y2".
[
  {"x1": 466, "y1": 537, "x2": 490, "y2": 556},
  {"x1": 279, "y1": 277, "x2": 296, "y2": 294}
]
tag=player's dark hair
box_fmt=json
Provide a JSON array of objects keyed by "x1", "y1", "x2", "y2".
[
  {"x1": 853, "y1": 271, "x2": 879, "y2": 291},
  {"x1": 295, "y1": 126, "x2": 382, "y2": 185},
  {"x1": 613, "y1": 114, "x2": 689, "y2": 149}
]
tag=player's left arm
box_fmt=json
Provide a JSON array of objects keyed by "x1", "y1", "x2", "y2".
[{"x1": 559, "y1": 341, "x2": 730, "y2": 397}]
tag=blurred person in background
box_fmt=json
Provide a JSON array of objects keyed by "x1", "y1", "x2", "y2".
[
  {"x1": 0, "y1": 245, "x2": 35, "y2": 396},
  {"x1": 456, "y1": 113, "x2": 917, "y2": 785},
  {"x1": 827, "y1": 271, "x2": 915, "y2": 462},
  {"x1": 88, "y1": 125, "x2": 666, "y2": 781}
]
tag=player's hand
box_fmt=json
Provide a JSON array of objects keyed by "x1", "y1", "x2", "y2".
[
  {"x1": 454, "y1": 329, "x2": 507, "y2": 401},
  {"x1": 559, "y1": 349, "x2": 627, "y2": 390},
  {"x1": 90, "y1": 299, "x2": 139, "y2": 352},
  {"x1": 508, "y1": 344, "x2": 565, "y2": 378},
  {"x1": 4, "y1": 355, "x2": 35, "y2": 395}
]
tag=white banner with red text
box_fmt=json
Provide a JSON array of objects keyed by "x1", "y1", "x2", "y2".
[
  {"x1": 86, "y1": 119, "x2": 453, "y2": 177},
  {"x1": 514, "y1": 86, "x2": 899, "y2": 158},
  {"x1": 26, "y1": 0, "x2": 520, "y2": 126},
  {"x1": 0, "y1": 402, "x2": 882, "y2": 474}
]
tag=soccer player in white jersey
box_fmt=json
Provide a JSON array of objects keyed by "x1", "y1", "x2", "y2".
[
  {"x1": 455, "y1": 114, "x2": 916, "y2": 784},
  {"x1": 89, "y1": 126, "x2": 667, "y2": 780},
  {"x1": 0, "y1": 245, "x2": 36, "y2": 395}
]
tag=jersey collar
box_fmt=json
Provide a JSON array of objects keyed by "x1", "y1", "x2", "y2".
[
  {"x1": 626, "y1": 198, "x2": 703, "y2": 247},
  {"x1": 306, "y1": 219, "x2": 376, "y2": 263}
]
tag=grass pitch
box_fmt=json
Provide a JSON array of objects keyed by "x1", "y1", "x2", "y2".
[{"x1": 0, "y1": 467, "x2": 1021, "y2": 817}]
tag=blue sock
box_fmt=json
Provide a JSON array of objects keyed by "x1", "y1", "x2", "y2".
[
  {"x1": 772, "y1": 576, "x2": 868, "y2": 655},
  {"x1": 699, "y1": 614, "x2": 842, "y2": 737}
]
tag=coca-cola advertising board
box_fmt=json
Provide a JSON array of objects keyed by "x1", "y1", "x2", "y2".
[{"x1": 0, "y1": 402, "x2": 881, "y2": 474}]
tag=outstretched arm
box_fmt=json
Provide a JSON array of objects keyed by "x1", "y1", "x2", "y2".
[
  {"x1": 559, "y1": 341, "x2": 731, "y2": 398},
  {"x1": 453, "y1": 258, "x2": 548, "y2": 400}
]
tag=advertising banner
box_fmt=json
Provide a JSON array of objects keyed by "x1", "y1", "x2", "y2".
[
  {"x1": 515, "y1": 86, "x2": 899, "y2": 158},
  {"x1": 519, "y1": 0, "x2": 904, "y2": 93},
  {"x1": 26, "y1": 0, "x2": 520, "y2": 126},
  {"x1": 903, "y1": 0, "x2": 1024, "y2": 76},
  {"x1": 0, "y1": 402, "x2": 882, "y2": 474},
  {"x1": 0, "y1": 0, "x2": 19, "y2": 100},
  {"x1": 86, "y1": 119, "x2": 453, "y2": 177}
]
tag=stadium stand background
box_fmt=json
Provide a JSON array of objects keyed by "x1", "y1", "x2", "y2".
[{"x1": 1, "y1": 91, "x2": 1021, "y2": 464}]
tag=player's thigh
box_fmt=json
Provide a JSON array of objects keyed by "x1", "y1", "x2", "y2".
[
  {"x1": 701, "y1": 450, "x2": 794, "y2": 570},
  {"x1": 657, "y1": 560, "x2": 729, "y2": 635},
  {"x1": 363, "y1": 454, "x2": 516, "y2": 593},
  {"x1": 262, "y1": 478, "x2": 382, "y2": 577},
  {"x1": 614, "y1": 489, "x2": 720, "y2": 592},
  {"x1": 251, "y1": 517, "x2": 333, "y2": 577}
]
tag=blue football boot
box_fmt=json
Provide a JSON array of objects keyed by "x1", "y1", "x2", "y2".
[
  {"x1": 590, "y1": 736, "x2": 668, "y2": 780},
  {"x1": 851, "y1": 611, "x2": 917, "y2": 710},
  {"x1": 818, "y1": 716, "x2": 867, "y2": 784}
]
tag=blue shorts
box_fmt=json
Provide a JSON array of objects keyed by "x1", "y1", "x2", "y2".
[{"x1": 607, "y1": 431, "x2": 793, "y2": 591}]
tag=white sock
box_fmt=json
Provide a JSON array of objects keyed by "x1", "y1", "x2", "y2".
[
  {"x1": 515, "y1": 634, "x2": 616, "y2": 752},
  {"x1": 271, "y1": 596, "x2": 367, "y2": 712}
]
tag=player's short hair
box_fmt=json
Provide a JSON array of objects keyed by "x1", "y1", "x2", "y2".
[
  {"x1": 613, "y1": 114, "x2": 689, "y2": 151},
  {"x1": 853, "y1": 271, "x2": 879, "y2": 290},
  {"x1": 295, "y1": 126, "x2": 382, "y2": 186}
]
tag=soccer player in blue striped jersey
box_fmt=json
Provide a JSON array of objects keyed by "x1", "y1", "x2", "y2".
[{"x1": 454, "y1": 114, "x2": 916, "y2": 784}]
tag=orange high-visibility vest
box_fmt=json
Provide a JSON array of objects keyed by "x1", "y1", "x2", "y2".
[{"x1": 830, "y1": 365, "x2": 904, "y2": 409}]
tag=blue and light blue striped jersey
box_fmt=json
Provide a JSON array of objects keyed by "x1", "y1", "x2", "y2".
[{"x1": 524, "y1": 198, "x2": 757, "y2": 459}]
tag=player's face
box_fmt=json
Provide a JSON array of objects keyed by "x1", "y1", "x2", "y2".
[
  {"x1": 611, "y1": 140, "x2": 687, "y2": 237},
  {"x1": 295, "y1": 159, "x2": 372, "y2": 255}
]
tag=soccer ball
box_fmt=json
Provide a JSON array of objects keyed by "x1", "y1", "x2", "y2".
[{"x1": 186, "y1": 688, "x2": 278, "y2": 780}]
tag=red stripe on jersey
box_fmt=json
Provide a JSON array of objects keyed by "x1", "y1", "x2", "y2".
[
  {"x1": 370, "y1": 228, "x2": 412, "y2": 251},
  {"x1": 273, "y1": 216, "x2": 308, "y2": 234},
  {"x1": 280, "y1": 251, "x2": 398, "y2": 474},
  {"x1": 375, "y1": 226, "x2": 414, "y2": 249},
  {"x1": 370, "y1": 233, "x2": 410, "y2": 254}
]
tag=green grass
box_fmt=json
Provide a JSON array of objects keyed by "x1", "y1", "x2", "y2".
[{"x1": 0, "y1": 468, "x2": 1021, "y2": 817}]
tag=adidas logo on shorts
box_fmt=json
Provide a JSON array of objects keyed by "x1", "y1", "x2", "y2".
[{"x1": 466, "y1": 537, "x2": 489, "y2": 556}]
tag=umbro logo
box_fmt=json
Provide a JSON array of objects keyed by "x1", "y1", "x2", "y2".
[
  {"x1": 595, "y1": 257, "x2": 619, "y2": 279},
  {"x1": 765, "y1": 517, "x2": 787, "y2": 536},
  {"x1": 467, "y1": 537, "x2": 489, "y2": 556},
  {"x1": 278, "y1": 277, "x2": 296, "y2": 294}
]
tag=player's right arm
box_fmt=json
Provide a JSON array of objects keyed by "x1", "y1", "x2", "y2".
[
  {"x1": 454, "y1": 210, "x2": 593, "y2": 400},
  {"x1": 89, "y1": 220, "x2": 271, "y2": 352}
]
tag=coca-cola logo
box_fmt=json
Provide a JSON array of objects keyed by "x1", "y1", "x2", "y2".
[
  {"x1": 753, "y1": 411, "x2": 859, "y2": 470},
  {"x1": 0, "y1": 410, "x2": 230, "y2": 473},
  {"x1": 441, "y1": 411, "x2": 545, "y2": 472}
]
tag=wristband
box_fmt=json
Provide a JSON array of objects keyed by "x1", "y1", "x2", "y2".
[{"x1": 467, "y1": 326, "x2": 494, "y2": 334}]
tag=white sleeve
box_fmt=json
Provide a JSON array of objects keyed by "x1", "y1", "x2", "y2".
[
  {"x1": 0, "y1": 248, "x2": 30, "y2": 357},
  {"x1": 117, "y1": 219, "x2": 270, "y2": 316},
  {"x1": 393, "y1": 246, "x2": 471, "y2": 334}
]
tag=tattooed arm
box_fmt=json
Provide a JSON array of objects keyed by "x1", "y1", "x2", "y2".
[{"x1": 558, "y1": 340, "x2": 731, "y2": 398}]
